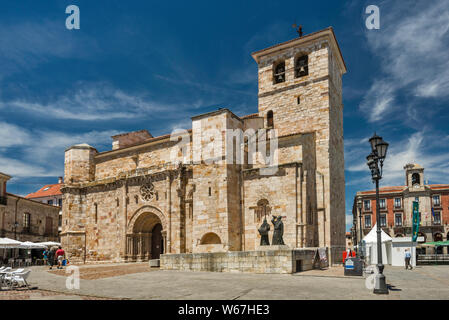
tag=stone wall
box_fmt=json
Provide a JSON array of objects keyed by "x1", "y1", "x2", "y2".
[
  {"x1": 254, "y1": 32, "x2": 346, "y2": 264},
  {"x1": 160, "y1": 247, "x2": 317, "y2": 274}
]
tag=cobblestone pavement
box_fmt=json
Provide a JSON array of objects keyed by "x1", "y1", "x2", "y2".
[
  {"x1": 0, "y1": 288, "x2": 116, "y2": 300},
  {"x1": 4, "y1": 264, "x2": 448, "y2": 300},
  {"x1": 48, "y1": 262, "x2": 153, "y2": 280}
]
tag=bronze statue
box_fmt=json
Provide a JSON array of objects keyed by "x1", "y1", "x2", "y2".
[
  {"x1": 271, "y1": 215, "x2": 285, "y2": 245},
  {"x1": 258, "y1": 218, "x2": 270, "y2": 246}
]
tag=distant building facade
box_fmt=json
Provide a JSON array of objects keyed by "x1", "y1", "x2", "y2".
[
  {"x1": 0, "y1": 172, "x2": 59, "y2": 242},
  {"x1": 353, "y1": 164, "x2": 449, "y2": 246},
  {"x1": 25, "y1": 177, "x2": 63, "y2": 235}
]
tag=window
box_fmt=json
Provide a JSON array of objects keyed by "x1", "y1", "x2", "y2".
[
  {"x1": 45, "y1": 217, "x2": 53, "y2": 235},
  {"x1": 47, "y1": 200, "x2": 53, "y2": 205},
  {"x1": 433, "y1": 211, "x2": 441, "y2": 225},
  {"x1": 380, "y1": 214, "x2": 387, "y2": 227},
  {"x1": 267, "y1": 110, "x2": 274, "y2": 128},
  {"x1": 208, "y1": 187, "x2": 211, "y2": 197},
  {"x1": 415, "y1": 197, "x2": 419, "y2": 203},
  {"x1": 364, "y1": 200, "x2": 371, "y2": 211},
  {"x1": 379, "y1": 199, "x2": 386, "y2": 210},
  {"x1": 394, "y1": 198, "x2": 402, "y2": 208},
  {"x1": 364, "y1": 215, "x2": 371, "y2": 228},
  {"x1": 432, "y1": 195, "x2": 440, "y2": 206},
  {"x1": 295, "y1": 55, "x2": 309, "y2": 78},
  {"x1": 297, "y1": 96, "x2": 300, "y2": 104},
  {"x1": 23, "y1": 213, "x2": 31, "y2": 232},
  {"x1": 395, "y1": 213, "x2": 402, "y2": 226},
  {"x1": 273, "y1": 61, "x2": 285, "y2": 84},
  {"x1": 94, "y1": 203, "x2": 98, "y2": 224},
  {"x1": 412, "y1": 173, "x2": 420, "y2": 185},
  {"x1": 58, "y1": 198, "x2": 62, "y2": 207}
]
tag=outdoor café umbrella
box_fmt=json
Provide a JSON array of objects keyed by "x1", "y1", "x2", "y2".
[
  {"x1": 19, "y1": 241, "x2": 48, "y2": 249},
  {"x1": 36, "y1": 241, "x2": 61, "y2": 248},
  {"x1": 0, "y1": 237, "x2": 22, "y2": 249}
]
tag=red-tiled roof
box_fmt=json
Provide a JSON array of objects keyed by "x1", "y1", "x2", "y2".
[{"x1": 25, "y1": 184, "x2": 62, "y2": 199}]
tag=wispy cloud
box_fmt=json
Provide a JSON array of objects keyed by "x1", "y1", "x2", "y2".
[
  {"x1": 0, "y1": 83, "x2": 175, "y2": 121},
  {"x1": 0, "y1": 20, "x2": 98, "y2": 78},
  {"x1": 360, "y1": 0, "x2": 449, "y2": 122},
  {"x1": 346, "y1": 130, "x2": 449, "y2": 186}
]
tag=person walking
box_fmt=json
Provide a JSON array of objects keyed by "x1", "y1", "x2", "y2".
[
  {"x1": 55, "y1": 246, "x2": 66, "y2": 269},
  {"x1": 48, "y1": 247, "x2": 56, "y2": 270},
  {"x1": 42, "y1": 249, "x2": 48, "y2": 266},
  {"x1": 405, "y1": 249, "x2": 412, "y2": 270}
]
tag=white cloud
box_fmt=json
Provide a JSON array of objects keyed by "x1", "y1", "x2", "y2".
[
  {"x1": 346, "y1": 130, "x2": 449, "y2": 187},
  {"x1": 0, "y1": 122, "x2": 32, "y2": 147},
  {"x1": 360, "y1": 0, "x2": 449, "y2": 122},
  {"x1": 0, "y1": 83, "x2": 173, "y2": 121}
]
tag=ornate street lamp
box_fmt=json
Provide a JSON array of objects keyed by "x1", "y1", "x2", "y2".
[
  {"x1": 352, "y1": 210, "x2": 358, "y2": 255},
  {"x1": 357, "y1": 198, "x2": 363, "y2": 258},
  {"x1": 366, "y1": 132, "x2": 389, "y2": 294}
]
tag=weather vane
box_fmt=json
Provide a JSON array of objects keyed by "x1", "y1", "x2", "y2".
[{"x1": 292, "y1": 23, "x2": 303, "y2": 37}]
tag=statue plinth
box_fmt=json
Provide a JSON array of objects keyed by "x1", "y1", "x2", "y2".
[{"x1": 255, "y1": 244, "x2": 290, "y2": 251}]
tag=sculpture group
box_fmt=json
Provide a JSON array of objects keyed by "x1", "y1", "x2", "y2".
[{"x1": 258, "y1": 215, "x2": 285, "y2": 246}]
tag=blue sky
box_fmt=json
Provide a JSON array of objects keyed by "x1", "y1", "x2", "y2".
[{"x1": 1, "y1": 1, "x2": 448, "y2": 231}]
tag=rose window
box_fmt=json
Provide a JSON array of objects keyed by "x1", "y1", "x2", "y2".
[{"x1": 140, "y1": 182, "x2": 155, "y2": 202}]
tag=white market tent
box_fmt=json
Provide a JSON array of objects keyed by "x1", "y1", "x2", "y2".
[
  {"x1": 0, "y1": 238, "x2": 22, "y2": 249},
  {"x1": 362, "y1": 224, "x2": 392, "y2": 265}
]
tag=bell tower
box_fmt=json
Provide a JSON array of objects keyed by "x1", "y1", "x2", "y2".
[{"x1": 251, "y1": 27, "x2": 347, "y2": 262}]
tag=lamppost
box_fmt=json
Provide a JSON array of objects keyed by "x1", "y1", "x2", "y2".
[
  {"x1": 357, "y1": 198, "x2": 363, "y2": 258},
  {"x1": 352, "y1": 211, "x2": 358, "y2": 255},
  {"x1": 366, "y1": 133, "x2": 389, "y2": 294}
]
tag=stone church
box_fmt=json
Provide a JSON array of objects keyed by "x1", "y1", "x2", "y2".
[{"x1": 61, "y1": 27, "x2": 346, "y2": 265}]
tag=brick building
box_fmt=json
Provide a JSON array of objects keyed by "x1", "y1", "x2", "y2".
[
  {"x1": 352, "y1": 163, "x2": 449, "y2": 246},
  {"x1": 0, "y1": 172, "x2": 59, "y2": 242},
  {"x1": 61, "y1": 27, "x2": 347, "y2": 264}
]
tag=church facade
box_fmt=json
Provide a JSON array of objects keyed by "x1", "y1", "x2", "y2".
[{"x1": 60, "y1": 27, "x2": 347, "y2": 264}]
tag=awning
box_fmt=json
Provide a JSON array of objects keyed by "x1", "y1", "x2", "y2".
[{"x1": 421, "y1": 241, "x2": 449, "y2": 246}]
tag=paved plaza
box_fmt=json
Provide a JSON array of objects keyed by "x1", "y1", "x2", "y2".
[{"x1": 0, "y1": 263, "x2": 443, "y2": 300}]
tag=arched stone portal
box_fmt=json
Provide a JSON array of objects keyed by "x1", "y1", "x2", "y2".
[{"x1": 126, "y1": 206, "x2": 167, "y2": 261}]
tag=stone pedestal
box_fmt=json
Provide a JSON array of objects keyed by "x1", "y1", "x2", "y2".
[{"x1": 160, "y1": 247, "x2": 319, "y2": 274}]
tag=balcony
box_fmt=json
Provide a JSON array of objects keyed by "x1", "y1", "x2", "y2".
[{"x1": 0, "y1": 196, "x2": 6, "y2": 206}]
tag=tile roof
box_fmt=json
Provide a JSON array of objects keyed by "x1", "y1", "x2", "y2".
[{"x1": 25, "y1": 183, "x2": 62, "y2": 199}]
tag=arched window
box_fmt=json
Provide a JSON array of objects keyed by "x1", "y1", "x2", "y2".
[
  {"x1": 412, "y1": 173, "x2": 420, "y2": 185},
  {"x1": 200, "y1": 232, "x2": 221, "y2": 245},
  {"x1": 267, "y1": 110, "x2": 274, "y2": 128},
  {"x1": 273, "y1": 61, "x2": 285, "y2": 84},
  {"x1": 295, "y1": 55, "x2": 308, "y2": 78}
]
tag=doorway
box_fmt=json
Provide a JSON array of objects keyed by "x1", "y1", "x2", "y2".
[{"x1": 151, "y1": 223, "x2": 163, "y2": 259}]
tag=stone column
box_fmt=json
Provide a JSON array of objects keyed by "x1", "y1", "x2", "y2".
[{"x1": 162, "y1": 230, "x2": 167, "y2": 255}]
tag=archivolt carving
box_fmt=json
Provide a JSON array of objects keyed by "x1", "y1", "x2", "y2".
[{"x1": 127, "y1": 205, "x2": 167, "y2": 234}]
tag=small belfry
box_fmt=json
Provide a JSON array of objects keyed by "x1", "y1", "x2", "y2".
[{"x1": 60, "y1": 26, "x2": 347, "y2": 270}]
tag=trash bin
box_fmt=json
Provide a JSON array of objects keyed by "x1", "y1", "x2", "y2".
[
  {"x1": 344, "y1": 257, "x2": 363, "y2": 276},
  {"x1": 62, "y1": 259, "x2": 67, "y2": 266}
]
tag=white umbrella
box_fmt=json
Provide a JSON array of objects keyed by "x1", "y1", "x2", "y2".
[
  {"x1": 19, "y1": 241, "x2": 47, "y2": 249},
  {"x1": 0, "y1": 237, "x2": 22, "y2": 248},
  {"x1": 35, "y1": 241, "x2": 61, "y2": 248}
]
